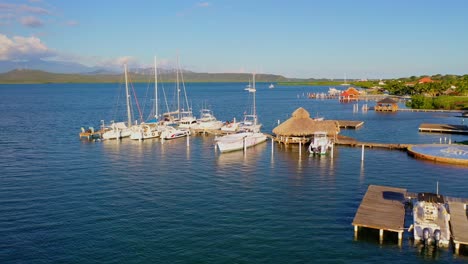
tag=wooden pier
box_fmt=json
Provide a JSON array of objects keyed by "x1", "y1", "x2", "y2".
[
  {"x1": 336, "y1": 120, "x2": 364, "y2": 129},
  {"x1": 419, "y1": 123, "x2": 468, "y2": 134},
  {"x1": 335, "y1": 135, "x2": 411, "y2": 150},
  {"x1": 447, "y1": 198, "x2": 468, "y2": 254},
  {"x1": 352, "y1": 185, "x2": 407, "y2": 243}
]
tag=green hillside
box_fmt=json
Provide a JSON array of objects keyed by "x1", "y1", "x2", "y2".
[{"x1": 0, "y1": 69, "x2": 302, "y2": 84}]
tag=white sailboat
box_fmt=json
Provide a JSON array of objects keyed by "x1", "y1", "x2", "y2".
[
  {"x1": 341, "y1": 74, "x2": 350, "y2": 86},
  {"x1": 163, "y1": 56, "x2": 196, "y2": 130},
  {"x1": 130, "y1": 56, "x2": 162, "y2": 140},
  {"x1": 216, "y1": 73, "x2": 267, "y2": 153},
  {"x1": 269, "y1": 83, "x2": 274, "y2": 89},
  {"x1": 102, "y1": 64, "x2": 134, "y2": 140},
  {"x1": 244, "y1": 78, "x2": 256, "y2": 92}
]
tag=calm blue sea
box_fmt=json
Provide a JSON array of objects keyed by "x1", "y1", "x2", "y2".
[{"x1": 0, "y1": 83, "x2": 467, "y2": 263}]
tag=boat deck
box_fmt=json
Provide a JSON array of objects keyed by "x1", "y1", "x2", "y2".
[
  {"x1": 447, "y1": 198, "x2": 468, "y2": 254},
  {"x1": 353, "y1": 185, "x2": 407, "y2": 241}
]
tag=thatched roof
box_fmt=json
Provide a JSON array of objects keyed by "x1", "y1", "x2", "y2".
[
  {"x1": 377, "y1": 97, "x2": 398, "y2": 104},
  {"x1": 272, "y1": 107, "x2": 340, "y2": 136}
]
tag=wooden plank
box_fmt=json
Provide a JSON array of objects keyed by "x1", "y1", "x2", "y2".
[
  {"x1": 419, "y1": 123, "x2": 468, "y2": 134},
  {"x1": 336, "y1": 120, "x2": 364, "y2": 129},
  {"x1": 448, "y1": 200, "x2": 468, "y2": 245},
  {"x1": 353, "y1": 185, "x2": 407, "y2": 232}
]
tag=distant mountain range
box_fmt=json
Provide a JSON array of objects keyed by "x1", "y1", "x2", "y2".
[
  {"x1": 0, "y1": 69, "x2": 310, "y2": 84},
  {"x1": 0, "y1": 59, "x2": 315, "y2": 83}
]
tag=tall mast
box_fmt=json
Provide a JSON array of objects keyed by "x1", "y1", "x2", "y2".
[
  {"x1": 154, "y1": 56, "x2": 158, "y2": 119},
  {"x1": 253, "y1": 72, "x2": 256, "y2": 123},
  {"x1": 124, "y1": 64, "x2": 132, "y2": 126},
  {"x1": 176, "y1": 55, "x2": 180, "y2": 120}
]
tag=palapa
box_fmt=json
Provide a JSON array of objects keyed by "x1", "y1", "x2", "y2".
[{"x1": 272, "y1": 107, "x2": 340, "y2": 136}]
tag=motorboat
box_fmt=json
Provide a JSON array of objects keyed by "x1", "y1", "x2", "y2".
[
  {"x1": 160, "y1": 126, "x2": 190, "y2": 140},
  {"x1": 412, "y1": 192, "x2": 451, "y2": 247},
  {"x1": 308, "y1": 131, "x2": 333, "y2": 155},
  {"x1": 191, "y1": 109, "x2": 223, "y2": 130}
]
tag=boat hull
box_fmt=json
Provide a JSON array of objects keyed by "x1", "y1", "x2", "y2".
[{"x1": 216, "y1": 132, "x2": 267, "y2": 153}]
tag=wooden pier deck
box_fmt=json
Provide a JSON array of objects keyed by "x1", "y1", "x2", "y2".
[
  {"x1": 419, "y1": 123, "x2": 468, "y2": 134},
  {"x1": 447, "y1": 198, "x2": 468, "y2": 254},
  {"x1": 353, "y1": 185, "x2": 407, "y2": 242},
  {"x1": 335, "y1": 135, "x2": 411, "y2": 150},
  {"x1": 336, "y1": 120, "x2": 364, "y2": 129}
]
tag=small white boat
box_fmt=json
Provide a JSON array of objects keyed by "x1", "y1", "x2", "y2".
[
  {"x1": 191, "y1": 109, "x2": 223, "y2": 130},
  {"x1": 216, "y1": 131, "x2": 267, "y2": 153},
  {"x1": 216, "y1": 73, "x2": 267, "y2": 152},
  {"x1": 160, "y1": 126, "x2": 190, "y2": 140},
  {"x1": 102, "y1": 121, "x2": 132, "y2": 140},
  {"x1": 221, "y1": 118, "x2": 240, "y2": 132},
  {"x1": 308, "y1": 131, "x2": 333, "y2": 155},
  {"x1": 412, "y1": 193, "x2": 451, "y2": 247},
  {"x1": 130, "y1": 123, "x2": 160, "y2": 140},
  {"x1": 269, "y1": 83, "x2": 274, "y2": 89}
]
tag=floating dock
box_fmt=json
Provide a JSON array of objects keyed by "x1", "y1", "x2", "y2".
[
  {"x1": 419, "y1": 123, "x2": 468, "y2": 134},
  {"x1": 447, "y1": 198, "x2": 468, "y2": 254},
  {"x1": 352, "y1": 185, "x2": 407, "y2": 243}
]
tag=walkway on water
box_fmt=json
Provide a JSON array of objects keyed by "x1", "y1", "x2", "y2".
[
  {"x1": 419, "y1": 123, "x2": 468, "y2": 134},
  {"x1": 447, "y1": 197, "x2": 468, "y2": 254},
  {"x1": 352, "y1": 185, "x2": 407, "y2": 243},
  {"x1": 335, "y1": 135, "x2": 411, "y2": 150}
]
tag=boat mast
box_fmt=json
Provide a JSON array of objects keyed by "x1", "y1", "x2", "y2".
[
  {"x1": 154, "y1": 56, "x2": 158, "y2": 119},
  {"x1": 253, "y1": 72, "x2": 256, "y2": 124},
  {"x1": 176, "y1": 56, "x2": 180, "y2": 120},
  {"x1": 124, "y1": 63, "x2": 132, "y2": 127}
]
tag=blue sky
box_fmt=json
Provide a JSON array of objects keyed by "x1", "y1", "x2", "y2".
[{"x1": 1, "y1": 0, "x2": 468, "y2": 78}]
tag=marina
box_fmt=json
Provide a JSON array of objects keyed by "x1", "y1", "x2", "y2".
[{"x1": 2, "y1": 83, "x2": 467, "y2": 263}]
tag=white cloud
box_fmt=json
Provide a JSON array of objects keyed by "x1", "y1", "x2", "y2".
[
  {"x1": 0, "y1": 34, "x2": 54, "y2": 60},
  {"x1": 20, "y1": 16, "x2": 43, "y2": 27},
  {"x1": 66, "y1": 20, "x2": 78, "y2": 26},
  {"x1": 19, "y1": 4, "x2": 50, "y2": 14},
  {"x1": 0, "y1": 3, "x2": 51, "y2": 28},
  {"x1": 197, "y1": 2, "x2": 210, "y2": 7}
]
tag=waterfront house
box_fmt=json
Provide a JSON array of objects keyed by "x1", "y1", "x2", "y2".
[
  {"x1": 272, "y1": 107, "x2": 340, "y2": 144},
  {"x1": 339, "y1": 87, "x2": 360, "y2": 102},
  {"x1": 375, "y1": 97, "x2": 399, "y2": 112}
]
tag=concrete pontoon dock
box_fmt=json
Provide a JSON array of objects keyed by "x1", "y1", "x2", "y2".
[
  {"x1": 447, "y1": 198, "x2": 468, "y2": 254},
  {"x1": 352, "y1": 185, "x2": 407, "y2": 243}
]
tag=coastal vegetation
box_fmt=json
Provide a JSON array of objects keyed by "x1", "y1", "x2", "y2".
[{"x1": 0, "y1": 69, "x2": 293, "y2": 84}]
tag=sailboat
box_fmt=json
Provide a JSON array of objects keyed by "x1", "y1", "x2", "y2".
[
  {"x1": 102, "y1": 64, "x2": 134, "y2": 140},
  {"x1": 244, "y1": 78, "x2": 256, "y2": 92},
  {"x1": 159, "y1": 56, "x2": 191, "y2": 139},
  {"x1": 269, "y1": 83, "x2": 275, "y2": 89},
  {"x1": 341, "y1": 74, "x2": 350, "y2": 86},
  {"x1": 216, "y1": 73, "x2": 267, "y2": 153},
  {"x1": 130, "y1": 56, "x2": 162, "y2": 140},
  {"x1": 162, "y1": 56, "x2": 196, "y2": 130}
]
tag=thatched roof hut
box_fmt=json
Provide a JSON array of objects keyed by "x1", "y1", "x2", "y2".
[
  {"x1": 375, "y1": 97, "x2": 398, "y2": 111},
  {"x1": 272, "y1": 107, "x2": 340, "y2": 137}
]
